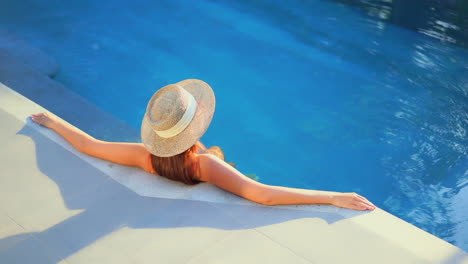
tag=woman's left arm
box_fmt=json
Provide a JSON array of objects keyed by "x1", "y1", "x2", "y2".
[
  {"x1": 30, "y1": 112, "x2": 151, "y2": 171},
  {"x1": 198, "y1": 154, "x2": 376, "y2": 210}
]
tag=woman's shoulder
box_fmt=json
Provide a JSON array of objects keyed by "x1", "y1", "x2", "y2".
[
  {"x1": 196, "y1": 152, "x2": 239, "y2": 182},
  {"x1": 194, "y1": 153, "x2": 220, "y2": 182}
]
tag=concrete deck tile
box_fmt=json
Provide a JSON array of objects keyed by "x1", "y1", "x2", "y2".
[
  {"x1": 46, "y1": 198, "x2": 247, "y2": 264},
  {"x1": 117, "y1": 199, "x2": 247, "y2": 264},
  {"x1": 4, "y1": 172, "x2": 174, "y2": 263},
  {"x1": 0, "y1": 212, "x2": 29, "y2": 252},
  {"x1": 186, "y1": 228, "x2": 312, "y2": 264},
  {"x1": 252, "y1": 207, "x2": 465, "y2": 264},
  {"x1": 0, "y1": 109, "x2": 112, "y2": 232},
  {"x1": 209, "y1": 201, "x2": 302, "y2": 229},
  {"x1": 26, "y1": 182, "x2": 154, "y2": 262},
  {"x1": 0, "y1": 212, "x2": 25, "y2": 239},
  {"x1": 0, "y1": 233, "x2": 63, "y2": 264}
]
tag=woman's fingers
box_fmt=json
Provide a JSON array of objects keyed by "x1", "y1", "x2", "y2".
[
  {"x1": 350, "y1": 203, "x2": 367, "y2": 211},
  {"x1": 356, "y1": 198, "x2": 376, "y2": 210},
  {"x1": 350, "y1": 193, "x2": 376, "y2": 209},
  {"x1": 357, "y1": 201, "x2": 375, "y2": 210},
  {"x1": 31, "y1": 113, "x2": 44, "y2": 124},
  {"x1": 30, "y1": 112, "x2": 55, "y2": 128},
  {"x1": 356, "y1": 195, "x2": 376, "y2": 209},
  {"x1": 333, "y1": 193, "x2": 376, "y2": 211},
  {"x1": 30, "y1": 113, "x2": 40, "y2": 123},
  {"x1": 342, "y1": 194, "x2": 376, "y2": 211}
]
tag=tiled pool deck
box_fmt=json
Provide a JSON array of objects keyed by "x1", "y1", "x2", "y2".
[{"x1": 1, "y1": 31, "x2": 467, "y2": 263}]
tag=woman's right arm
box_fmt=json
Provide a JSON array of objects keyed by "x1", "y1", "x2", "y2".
[
  {"x1": 30, "y1": 112, "x2": 93, "y2": 151},
  {"x1": 198, "y1": 154, "x2": 376, "y2": 211},
  {"x1": 30, "y1": 112, "x2": 151, "y2": 172}
]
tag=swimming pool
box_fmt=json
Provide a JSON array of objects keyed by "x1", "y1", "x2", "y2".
[{"x1": 1, "y1": 0, "x2": 467, "y2": 250}]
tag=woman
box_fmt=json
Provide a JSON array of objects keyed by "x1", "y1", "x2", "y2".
[{"x1": 30, "y1": 79, "x2": 376, "y2": 211}]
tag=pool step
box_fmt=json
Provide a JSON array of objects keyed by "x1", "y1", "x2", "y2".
[
  {"x1": 0, "y1": 32, "x2": 139, "y2": 142},
  {"x1": 0, "y1": 27, "x2": 59, "y2": 77}
]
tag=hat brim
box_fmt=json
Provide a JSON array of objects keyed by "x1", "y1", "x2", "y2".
[{"x1": 141, "y1": 79, "x2": 215, "y2": 157}]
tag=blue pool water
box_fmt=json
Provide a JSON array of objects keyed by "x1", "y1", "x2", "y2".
[{"x1": 1, "y1": 0, "x2": 467, "y2": 250}]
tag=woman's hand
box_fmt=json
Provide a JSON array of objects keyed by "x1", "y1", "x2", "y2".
[
  {"x1": 30, "y1": 112, "x2": 59, "y2": 129},
  {"x1": 331, "y1": 192, "x2": 376, "y2": 211}
]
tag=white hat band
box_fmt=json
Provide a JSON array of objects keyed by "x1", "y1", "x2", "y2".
[{"x1": 155, "y1": 90, "x2": 197, "y2": 138}]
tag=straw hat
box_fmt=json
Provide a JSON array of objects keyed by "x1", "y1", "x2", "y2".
[{"x1": 141, "y1": 79, "x2": 216, "y2": 157}]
